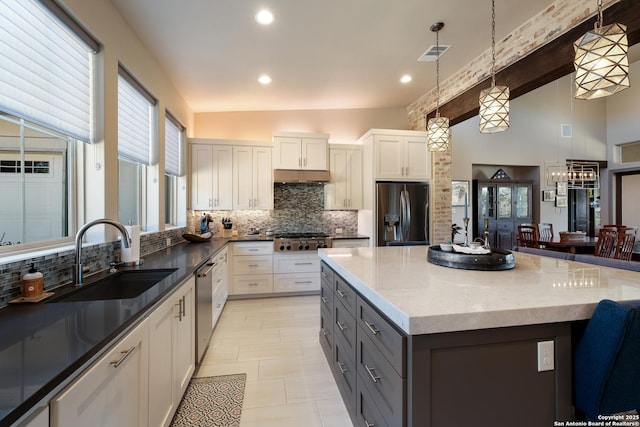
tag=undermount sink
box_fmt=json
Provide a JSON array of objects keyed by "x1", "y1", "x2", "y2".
[{"x1": 49, "y1": 268, "x2": 178, "y2": 302}]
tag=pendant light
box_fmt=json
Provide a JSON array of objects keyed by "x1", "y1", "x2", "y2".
[
  {"x1": 427, "y1": 22, "x2": 450, "y2": 152},
  {"x1": 574, "y1": 0, "x2": 629, "y2": 100},
  {"x1": 479, "y1": 0, "x2": 509, "y2": 134}
]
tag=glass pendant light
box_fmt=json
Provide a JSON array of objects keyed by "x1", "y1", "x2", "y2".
[
  {"x1": 479, "y1": 0, "x2": 509, "y2": 134},
  {"x1": 427, "y1": 22, "x2": 450, "y2": 152},
  {"x1": 574, "y1": 0, "x2": 629, "y2": 100}
]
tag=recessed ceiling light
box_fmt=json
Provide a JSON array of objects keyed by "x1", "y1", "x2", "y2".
[
  {"x1": 255, "y1": 9, "x2": 274, "y2": 25},
  {"x1": 400, "y1": 75, "x2": 412, "y2": 84},
  {"x1": 258, "y1": 74, "x2": 272, "y2": 85}
]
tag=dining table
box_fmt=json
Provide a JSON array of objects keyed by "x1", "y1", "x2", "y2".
[{"x1": 542, "y1": 236, "x2": 598, "y2": 254}]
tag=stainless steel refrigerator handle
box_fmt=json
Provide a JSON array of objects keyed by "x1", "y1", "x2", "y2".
[
  {"x1": 400, "y1": 190, "x2": 410, "y2": 240},
  {"x1": 424, "y1": 200, "x2": 429, "y2": 243}
]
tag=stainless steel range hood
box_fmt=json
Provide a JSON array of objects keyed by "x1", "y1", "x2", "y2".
[{"x1": 273, "y1": 169, "x2": 330, "y2": 183}]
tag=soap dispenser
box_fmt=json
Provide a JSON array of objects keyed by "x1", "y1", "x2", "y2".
[{"x1": 22, "y1": 263, "x2": 44, "y2": 298}]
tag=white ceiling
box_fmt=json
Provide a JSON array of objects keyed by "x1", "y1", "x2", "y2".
[{"x1": 109, "y1": 0, "x2": 559, "y2": 113}]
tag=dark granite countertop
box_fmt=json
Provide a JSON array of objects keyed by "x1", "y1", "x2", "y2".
[{"x1": 0, "y1": 238, "x2": 229, "y2": 426}]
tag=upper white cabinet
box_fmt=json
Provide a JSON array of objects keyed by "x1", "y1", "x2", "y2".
[
  {"x1": 233, "y1": 145, "x2": 272, "y2": 210},
  {"x1": 325, "y1": 145, "x2": 363, "y2": 210},
  {"x1": 273, "y1": 132, "x2": 329, "y2": 170},
  {"x1": 359, "y1": 129, "x2": 431, "y2": 181},
  {"x1": 190, "y1": 143, "x2": 232, "y2": 210}
]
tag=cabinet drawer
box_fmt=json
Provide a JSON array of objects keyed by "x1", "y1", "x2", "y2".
[
  {"x1": 357, "y1": 297, "x2": 406, "y2": 377},
  {"x1": 321, "y1": 262, "x2": 334, "y2": 287},
  {"x1": 357, "y1": 329, "x2": 405, "y2": 427},
  {"x1": 233, "y1": 256, "x2": 273, "y2": 275},
  {"x1": 334, "y1": 274, "x2": 357, "y2": 317},
  {"x1": 334, "y1": 301, "x2": 356, "y2": 360},
  {"x1": 357, "y1": 376, "x2": 390, "y2": 427},
  {"x1": 273, "y1": 273, "x2": 320, "y2": 293},
  {"x1": 320, "y1": 279, "x2": 334, "y2": 316},
  {"x1": 319, "y1": 307, "x2": 333, "y2": 360},
  {"x1": 232, "y1": 275, "x2": 273, "y2": 294},
  {"x1": 231, "y1": 242, "x2": 273, "y2": 256},
  {"x1": 273, "y1": 254, "x2": 320, "y2": 273},
  {"x1": 332, "y1": 332, "x2": 357, "y2": 414}
]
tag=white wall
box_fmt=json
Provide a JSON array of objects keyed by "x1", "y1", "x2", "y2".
[{"x1": 450, "y1": 73, "x2": 608, "y2": 234}]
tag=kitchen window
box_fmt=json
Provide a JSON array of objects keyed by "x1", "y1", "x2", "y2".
[
  {"x1": 164, "y1": 112, "x2": 186, "y2": 227},
  {"x1": 117, "y1": 67, "x2": 158, "y2": 230},
  {"x1": 0, "y1": 0, "x2": 98, "y2": 251}
]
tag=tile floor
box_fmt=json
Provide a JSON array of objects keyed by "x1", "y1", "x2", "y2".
[{"x1": 194, "y1": 295, "x2": 354, "y2": 427}]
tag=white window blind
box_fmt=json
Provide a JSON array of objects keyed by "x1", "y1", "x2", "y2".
[
  {"x1": 118, "y1": 72, "x2": 155, "y2": 165},
  {"x1": 0, "y1": 0, "x2": 96, "y2": 142},
  {"x1": 165, "y1": 113, "x2": 184, "y2": 176}
]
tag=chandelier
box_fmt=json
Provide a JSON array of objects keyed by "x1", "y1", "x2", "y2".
[
  {"x1": 427, "y1": 22, "x2": 450, "y2": 152},
  {"x1": 479, "y1": 0, "x2": 509, "y2": 134},
  {"x1": 546, "y1": 160, "x2": 600, "y2": 190},
  {"x1": 574, "y1": 0, "x2": 629, "y2": 100}
]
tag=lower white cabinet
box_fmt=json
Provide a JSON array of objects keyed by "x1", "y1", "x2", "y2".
[
  {"x1": 148, "y1": 277, "x2": 195, "y2": 427},
  {"x1": 230, "y1": 242, "x2": 274, "y2": 295},
  {"x1": 273, "y1": 252, "x2": 321, "y2": 293},
  {"x1": 211, "y1": 248, "x2": 228, "y2": 329},
  {"x1": 50, "y1": 318, "x2": 150, "y2": 427},
  {"x1": 50, "y1": 277, "x2": 195, "y2": 427},
  {"x1": 331, "y1": 238, "x2": 370, "y2": 248}
]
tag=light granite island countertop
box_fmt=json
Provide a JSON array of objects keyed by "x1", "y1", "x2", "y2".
[{"x1": 317, "y1": 246, "x2": 640, "y2": 427}]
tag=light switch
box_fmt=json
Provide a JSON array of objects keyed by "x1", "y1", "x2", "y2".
[{"x1": 537, "y1": 340, "x2": 554, "y2": 372}]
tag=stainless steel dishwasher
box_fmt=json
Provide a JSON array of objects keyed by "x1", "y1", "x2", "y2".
[{"x1": 195, "y1": 257, "x2": 216, "y2": 364}]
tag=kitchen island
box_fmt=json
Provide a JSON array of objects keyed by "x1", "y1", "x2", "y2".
[{"x1": 318, "y1": 246, "x2": 640, "y2": 427}]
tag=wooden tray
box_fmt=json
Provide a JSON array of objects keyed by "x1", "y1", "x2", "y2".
[
  {"x1": 427, "y1": 246, "x2": 515, "y2": 271},
  {"x1": 9, "y1": 291, "x2": 54, "y2": 304}
]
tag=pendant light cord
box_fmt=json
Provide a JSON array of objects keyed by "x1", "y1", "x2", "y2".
[
  {"x1": 595, "y1": 0, "x2": 603, "y2": 29},
  {"x1": 435, "y1": 28, "x2": 441, "y2": 118},
  {"x1": 490, "y1": 0, "x2": 496, "y2": 88}
]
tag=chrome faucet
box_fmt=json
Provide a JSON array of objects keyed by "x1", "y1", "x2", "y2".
[{"x1": 73, "y1": 219, "x2": 131, "y2": 286}]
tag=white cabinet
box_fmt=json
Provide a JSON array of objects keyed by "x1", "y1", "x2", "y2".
[
  {"x1": 358, "y1": 129, "x2": 430, "y2": 181},
  {"x1": 229, "y1": 242, "x2": 273, "y2": 295},
  {"x1": 51, "y1": 318, "x2": 150, "y2": 427},
  {"x1": 325, "y1": 145, "x2": 363, "y2": 210},
  {"x1": 19, "y1": 406, "x2": 48, "y2": 427},
  {"x1": 331, "y1": 238, "x2": 370, "y2": 248},
  {"x1": 273, "y1": 252, "x2": 321, "y2": 293},
  {"x1": 273, "y1": 132, "x2": 329, "y2": 170},
  {"x1": 148, "y1": 277, "x2": 195, "y2": 427},
  {"x1": 191, "y1": 143, "x2": 233, "y2": 210},
  {"x1": 233, "y1": 146, "x2": 272, "y2": 210},
  {"x1": 211, "y1": 247, "x2": 228, "y2": 328}
]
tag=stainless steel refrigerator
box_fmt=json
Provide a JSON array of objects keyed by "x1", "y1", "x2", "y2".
[{"x1": 376, "y1": 182, "x2": 429, "y2": 246}]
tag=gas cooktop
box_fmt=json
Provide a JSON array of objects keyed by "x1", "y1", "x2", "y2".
[{"x1": 274, "y1": 232, "x2": 331, "y2": 251}]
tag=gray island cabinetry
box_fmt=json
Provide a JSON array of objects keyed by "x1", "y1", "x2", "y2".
[{"x1": 319, "y1": 246, "x2": 640, "y2": 427}]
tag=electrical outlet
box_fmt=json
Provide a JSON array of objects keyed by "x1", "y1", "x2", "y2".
[
  {"x1": 335, "y1": 228, "x2": 343, "y2": 234},
  {"x1": 537, "y1": 340, "x2": 554, "y2": 372},
  {"x1": 166, "y1": 238, "x2": 171, "y2": 247}
]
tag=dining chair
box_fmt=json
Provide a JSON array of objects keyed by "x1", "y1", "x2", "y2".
[
  {"x1": 538, "y1": 223, "x2": 553, "y2": 242},
  {"x1": 616, "y1": 233, "x2": 636, "y2": 261},
  {"x1": 517, "y1": 224, "x2": 539, "y2": 248},
  {"x1": 594, "y1": 228, "x2": 618, "y2": 258},
  {"x1": 574, "y1": 299, "x2": 640, "y2": 420}
]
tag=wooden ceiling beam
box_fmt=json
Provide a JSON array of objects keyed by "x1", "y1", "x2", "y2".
[{"x1": 427, "y1": 0, "x2": 640, "y2": 126}]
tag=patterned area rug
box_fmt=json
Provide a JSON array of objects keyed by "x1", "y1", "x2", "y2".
[{"x1": 170, "y1": 373, "x2": 247, "y2": 427}]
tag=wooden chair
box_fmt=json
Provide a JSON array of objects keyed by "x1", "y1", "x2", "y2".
[
  {"x1": 616, "y1": 232, "x2": 636, "y2": 261},
  {"x1": 538, "y1": 223, "x2": 554, "y2": 243},
  {"x1": 517, "y1": 224, "x2": 539, "y2": 248},
  {"x1": 594, "y1": 228, "x2": 618, "y2": 258}
]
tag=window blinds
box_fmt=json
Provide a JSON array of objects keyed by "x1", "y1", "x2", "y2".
[
  {"x1": 118, "y1": 71, "x2": 155, "y2": 165},
  {"x1": 165, "y1": 113, "x2": 184, "y2": 176},
  {"x1": 0, "y1": 0, "x2": 96, "y2": 142}
]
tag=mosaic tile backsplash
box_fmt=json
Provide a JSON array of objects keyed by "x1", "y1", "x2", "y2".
[{"x1": 0, "y1": 184, "x2": 358, "y2": 308}]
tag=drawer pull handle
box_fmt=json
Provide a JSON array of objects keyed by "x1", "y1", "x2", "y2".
[
  {"x1": 321, "y1": 272, "x2": 328, "y2": 277},
  {"x1": 294, "y1": 262, "x2": 313, "y2": 265},
  {"x1": 364, "y1": 421, "x2": 376, "y2": 427},
  {"x1": 337, "y1": 361, "x2": 348, "y2": 374},
  {"x1": 336, "y1": 321, "x2": 347, "y2": 332},
  {"x1": 248, "y1": 264, "x2": 259, "y2": 267},
  {"x1": 110, "y1": 346, "x2": 135, "y2": 368},
  {"x1": 336, "y1": 289, "x2": 346, "y2": 298},
  {"x1": 248, "y1": 249, "x2": 259, "y2": 251},
  {"x1": 321, "y1": 328, "x2": 329, "y2": 336},
  {"x1": 364, "y1": 321, "x2": 380, "y2": 335},
  {"x1": 294, "y1": 281, "x2": 313, "y2": 285},
  {"x1": 365, "y1": 364, "x2": 380, "y2": 383},
  {"x1": 248, "y1": 283, "x2": 259, "y2": 286},
  {"x1": 321, "y1": 296, "x2": 328, "y2": 304}
]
